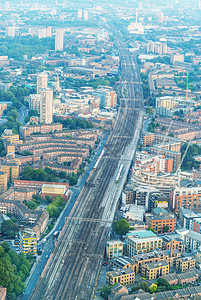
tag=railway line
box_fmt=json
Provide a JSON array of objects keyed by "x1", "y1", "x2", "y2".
[{"x1": 30, "y1": 31, "x2": 144, "y2": 300}]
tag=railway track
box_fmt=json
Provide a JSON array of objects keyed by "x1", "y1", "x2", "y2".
[{"x1": 30, "y1": 32, "x2": 144, "y2": 300}]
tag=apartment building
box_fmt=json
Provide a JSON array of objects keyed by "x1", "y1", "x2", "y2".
[
  {"x1": 141, "y1": 260, "x2": 169, "y2": 280},
  {"x1": 106, "y1": 240, "x2": 123, "y2": 261},
  {"x1": 0, "y1": 199, "x2": 49, "y2": 238},
  {"x1": 145, "y1": 213, "x2": 176, "y2": 234},
  {"x1": 127, "y1": 235, "x2": 162, "y2": 257},
  {"x1": 37, "y1": 73, "x2": 48, "y2": 95},
  {"x1": 19, "y1": 229, "x2": 37, "y2": 256},
  {"x1": 176, "y1": 256, "x2": 196, "y2": 272},
  {"x1": 14, "y1": 180, "x2": 69, "y2": 191},
  {"x1": 28, "y1": 94, "x2": 41, "y2": 112},
  {"x1": 185, "y1": 230, "x2": 201, "y2": 251},
  {"x1": 143, "y1": 132, "x2": 154, "y2": 147},
  {"x1": 0, "y1": 171, "x2": 7, "y2": 194},
  {"x1": 170, "y1": 187, "x2": 201, "y2": 213},
  {"x1": 110, "y1": 256, "x2": 135, "y2": 271},
  {"x1": 2, "y1": 129, "x2": 19, "y2": 144},
  {"x1": 179, "y1": 208, "x2": 200, "y2": 229},
  {"x1": 106, "y1": 268, "x2": 135, "y2": 286},
  {"x1": 1, "y1": 162, "x2": 19, "y2": 182},
  {"x1": 40, "y1": 88, "x2": 53, "y2": 124},
  {"x1": 20, "y1": 123, "x2": 63, "y2": 139},
  {"x1": 162, "y1": 236, "x2": 185, "y2": 253}
]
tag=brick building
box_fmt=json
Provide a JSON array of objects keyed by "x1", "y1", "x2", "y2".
[{"x1": 170, "y1": 187, "x2": 201, "y2": 213}]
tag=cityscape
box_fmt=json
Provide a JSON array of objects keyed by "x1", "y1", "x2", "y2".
[{"x1": 0, "y1": 0, "x2": 200, "y2": 299}]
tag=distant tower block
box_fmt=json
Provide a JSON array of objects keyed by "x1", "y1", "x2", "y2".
[
  {"x1": 158, "y1": 12, "x2": 164, "y2": 23},
  {"x1": 55, "y1": 29, "x2": 64, "y2": 51},
  {"x1": 55, "y1": 74, "x2": 61, "y2": 91},
  {"x1": 78, "y1": 9, "x2": 82, "y2": 19},
  {"x1": 139, "y1": 1, "x2": 142, "y2": 10},
  {"x1": 136, "y1": 8, "x2": 139, "y2": 23},
  {"x1": 6, "y1": 26, "x2": 15, "y2": 37},
  {"x1": 84, "y1": 10, "x2": 88, "y2": 21},
  {"x1": 37, "y1": 73, "x2": 48, "y2": 95},
  {"x1": 40, "y1": 88, "x2": 53, "y2": 124}
]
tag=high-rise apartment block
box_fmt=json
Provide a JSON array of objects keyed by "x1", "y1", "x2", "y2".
[
  {"x1": 38, "y1": 28, "x2": 47, "y2": 39},
  {"x1": 55, "y1": 29, "x2": 64, "y2": 51},
  {"x1": 28, "y1": 94, "x2": 41, "y2": 113},
  {"x1": 40, "y1": 88, "x2": 53, "y2": 124},
  {"x1": 158, "y1": 12, "x2": 164, "y2": 23},
  {"x1": 105, "y1": 91, "x2": 117, "y2": 108},
  {"x1": 78, "y1": 9, "x2": 82, "y2": 19},
  {"x1": 37, "y1": 73, "x2": 48, "y2": 95},
  {"x1": 83, "y1": 11, "x2": 88, "y2": 21},
  {"x1": 5, "y1": 26, "x2": 15, "y2": 37},
  {"x1": 46, "y1": 26, "x2": 52, "y2": 37}
]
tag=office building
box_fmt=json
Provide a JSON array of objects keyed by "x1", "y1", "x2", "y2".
[
  {"x1": 19, "y1": 229, "x2": 37, "y2": 256},
  {"x1": 55, "y1": 29, "x2": 64, "y2": 51},
  {"x1": 40, "y1": 88, "x2": 53, "y2": 124},
  {"x1": 106, "y1": 240, "x2": 123, "y2": 261},
  {"x1": 37, "y1": 73, "x2": 48, "y2": 95}
]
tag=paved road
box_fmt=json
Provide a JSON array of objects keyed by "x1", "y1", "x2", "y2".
[
  {"x1": 21, "y1": 132, "x2": 109, "y2": 300},
  {"x1": 18, "y1": 105, "x2": 28, "y2": 125}
]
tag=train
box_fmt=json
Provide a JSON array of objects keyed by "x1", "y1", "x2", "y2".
[
  {"x1": 93, "y1": 149, "x2": 105, "y2": 170},
  {"x1": 115, "y1": 164, "x2": 123, "y2": 183}
]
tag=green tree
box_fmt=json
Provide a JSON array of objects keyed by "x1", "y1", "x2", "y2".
[
  {"x1": 2, "y1": 221, "x2": 18, "y2": 239},
  {"x1": 100, "y1": 285, "x2": 111, "y2": 299},
  {"x1": 140, "y1": 281, "x2": 150, "y2": 292},
  {"x1": 147, "y1": 227, "x2": 156, "y2": 234},
  {"x1": 146, "y1": 107, "x2": 154, "y2": 115},
  {"x1": 114, "y1": 219, "x2": 130, "y2": 236},
  {"x1": 161, "y1": 126, "x2": 167, "y2": 132},
  {"x1": 163, "y1": 225, "x2": 169, "y2": 233}
]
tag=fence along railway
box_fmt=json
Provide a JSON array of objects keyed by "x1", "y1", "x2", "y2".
[{"x1": 30, "y1": 38, "x2": 144, "y2": 300}]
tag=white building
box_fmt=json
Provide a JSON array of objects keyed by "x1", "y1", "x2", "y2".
[
  {"x1": 83, "y1": 10, "x2": 88, "y2": 21},
  {"x1": 128, "y1": 22, "x2": 144, "y2": 34},
  {"x1": 78, "y1": 9, "x2": 82, "y2": 19},
  {"x1": 55, "y1": 29, "x2": 64, "y2": 51},
  {"x1": 6, "y1": 26, "x2": 15, "y2": 37},
  {"x1": 38, "y1": 28, "x2": 47, "y2": 39}
]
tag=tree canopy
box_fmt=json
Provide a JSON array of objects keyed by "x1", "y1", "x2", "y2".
[
  {"x1": 114, "y1": 219, "x2": 130, "y2": 236},
  {"x1": 0, "y1": 242, "x2": 33, "y2": 297}
]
